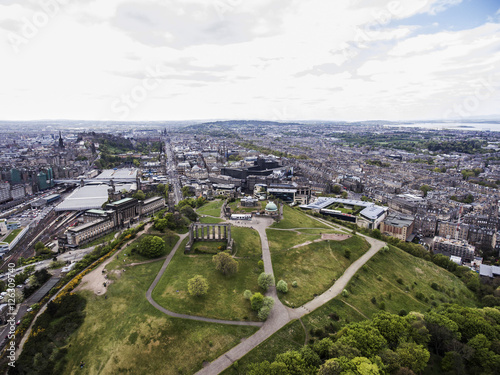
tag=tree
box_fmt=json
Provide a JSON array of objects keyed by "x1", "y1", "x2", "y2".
[
  {"x1": 396, "y1": 342, "x2": 430, "y2": 374},
  {"x1": 262, "y1": 296, "x2": 275, "y2": 309},
  {"x1": 419, "y1": 184, "x2": 433, "y2": 198},
  {"x1": 372, "y1": 311, "x2": 411, "y2": 349},
  {"x1": 243, "y1": 290, "x2": 252, "y2": 300},
  {"x1": 180, "y1": 205, "x2": 198, "y2": 222},
  {"x1": 258, "y1": 272, "x2": 275, "y2": 291},
  {"x1": 153, "y1": 218, "x2": 168, "y2": 232},
  {"x1": 133, "y1": 190, "x2": 146, "y2": 200},
  {"x1": 372, "y1": 229, "x2": 382, "y2": 239},
  {"x1": 213, "y1": 252, "x2": 238, "y2": 276},
  {"x1": 187, "y1": 275, "x2": 208, "y2": 297},
  {"x1": 341, "y1": 191, "x2": 348, "y2": 199},
  {"x1": 156, "y1": 183, "x2": 166, "y2": 194},
  {"x1": 250, "y1": 292, "x2": 264, "y2": 311},
  {"x1": 258, "y1": 306, "x2": 271, "y2": 321},
  {"x1": 337, "y1": 323, "x2": 388, "y2": 357},
  {"x1": 138, "y1": 235, "x2": 166, "y2": 258},
  {"x1": 276, "y1": 280, "x2": 288, "y2": 293},
  {"x1": 181, "y1": 186, "x2": 191, "y2": 197}
]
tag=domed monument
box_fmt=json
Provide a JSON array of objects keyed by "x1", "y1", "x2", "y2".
[{"x1": 265, "y1": 201, "x2": 278, "y2": 213}]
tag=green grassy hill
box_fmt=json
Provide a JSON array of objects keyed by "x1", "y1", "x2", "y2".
[{"x1": 223, "y1": 244, "x2": 477, "y2": 374}]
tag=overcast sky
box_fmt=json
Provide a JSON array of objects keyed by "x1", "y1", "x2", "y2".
[{"x1": 1, "y1": 0, "x2": 499, "y2": 122}]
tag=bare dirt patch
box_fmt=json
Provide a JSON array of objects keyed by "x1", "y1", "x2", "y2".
[{"x1": 321, "y1": 233, "x2": 351, "y2": 241}]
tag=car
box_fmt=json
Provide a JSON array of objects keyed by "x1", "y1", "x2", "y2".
[
  {"x1": 16, "y1": 320, "x2": 20, "y2": 325},
  {"x1": 26, "y1": 307, "x2": 32, "y2": 312},
  {"x1": 16, "y1": 285, "x2": 23, "y2": 288}
]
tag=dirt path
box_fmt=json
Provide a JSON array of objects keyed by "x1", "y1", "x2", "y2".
[
  {"x1": 75, "y1": 223, "x2": 152, "y2": 295},
  {"x1": 340, "y1": 299, "x2": 368, "y2": 319}
]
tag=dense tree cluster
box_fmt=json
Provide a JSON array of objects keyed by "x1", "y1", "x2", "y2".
[
  {"x1": 137, "y1": 235, "x2": 166, "y2": 258},
  {"x1": 248, "y1": 306, "x2": 500, "y2": 374}
]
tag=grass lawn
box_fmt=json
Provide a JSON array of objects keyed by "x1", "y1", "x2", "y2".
[
  {"x1": 191, "y1": 240, "x2": 227, "y2": 254},
  {"x1": 232, "y1": 227, "x2": 262, "y2": 258},
  {"x1": 197, "y1": 200, "x2": 224, "y2": 217},
  {"x1": 296, "y1": 228, "x2": 344, "y2": 234},
  {"x1": 152, "y1": 238, "x2": 261, "y2": 321},
  {"x1": 271, "y1": 205, "x2": 329, "y2": 229},
  {"x1": 3, "y1": 228, "x2": 22, "y2": 244},
  {"x1": 267, "y1": 229, "x2": 320, "y2": 253},
  {"x1": 200, "y1": 216, "x2": 224, "y2": 224},
  {"x1": 108, "y1": 231, "x2": 179, "y2": 268},
  {"x1": 79, "y1": 231, "x2": 118, "y2": 249},
  {"x1": 221, "y1": 319, "x2": 305, "y2": 375},
  {"x1": 62, "y1": 260, "x2": 257, "y2": 375},
  {"x1": 229, "y1": 200, "x2": 267, "y2": 213},
  {"x1": 272, "y1": 236, "x2": 371, "y2": 307}
]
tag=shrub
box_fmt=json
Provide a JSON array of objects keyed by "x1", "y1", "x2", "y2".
[
  {"x1": 276, "y1": 280, "x2": 288, "y2": 293},
  {"x1": 250, "y1": 293, "x2": 264, "y2": 311},
  {"x1": 258, "y1": 306, "x2": 271, "y2": 321},
  {"x1": 258, "y1": 272, "x2": 275, "y2": 291},
  {"x1": 262, "y1": 296, "x2": 275, "y2": 309},
  {"x1": 257, "y1": 260, "x2": 264, "y2": 269},
  {"x1": 344, "y1": 249, "x2": 351, "y2": 259},
  {"x1": 243, "y1": 290, "x2": 252, "y2": 300},
  {"x1": 292, "y1": 281, "x2": 298, "y2": 288},
  {"x1": 341, "y1": 289, "x2": 349, "y2": 298}
]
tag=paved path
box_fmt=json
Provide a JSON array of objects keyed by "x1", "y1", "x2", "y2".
[
  {"x1": 142, "y1": 211, "x2": 385, "y2": 375},
  {"x1": 195, "y1": 216, "x2": 385, "y2": 375},
  {"x1": 145, "y1": 232, "x2": 263, "y2": 327}
]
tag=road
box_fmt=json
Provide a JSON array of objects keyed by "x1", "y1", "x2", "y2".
[{"x1": 165, "y1": 138, "x2": 182, "y2": 205}]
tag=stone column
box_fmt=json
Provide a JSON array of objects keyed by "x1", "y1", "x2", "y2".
[
  {"x1": 189, "y1": 224, "x2": 194, "y2": 243},
  {"x1": 218, "y1": 226, "x2": 221, "y2": 240},
  {"x1": 212, "y1": 225, "x2": 216, "y2": 239},
  {"x1": 227, "y1": 224, "x2": 231, "y2": 243}
]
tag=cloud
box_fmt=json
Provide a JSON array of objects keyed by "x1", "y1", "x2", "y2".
[{"x1": 0, "y1": 0, "x2": 499, "y2": 121}]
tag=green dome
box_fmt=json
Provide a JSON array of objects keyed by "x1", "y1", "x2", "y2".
[{"x1": 265, "y1": 201, "x2": 278, "y2": 211}]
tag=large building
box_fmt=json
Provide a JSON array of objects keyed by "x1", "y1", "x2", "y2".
[
  {"x1": 380, "y1": 212, "x2": 415, "y2": 241},
  {"x1": 62, "y1": 196, "x2": 165, "y2": 248},
  {"x1": 432, "y1": 236, "x2": 475, "y2": 262}
]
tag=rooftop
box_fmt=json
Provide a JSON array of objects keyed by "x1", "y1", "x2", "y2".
[
  {"x1": 55, "y1": 183, "x2": 135, "y2": 211},
  {"x1": 383, "y1": 213, "x2": 414, "y2": 228}
]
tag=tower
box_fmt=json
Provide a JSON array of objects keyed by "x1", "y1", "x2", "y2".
[{"x1": 58, "y1": 131, "x2": 65, "y2": 149}]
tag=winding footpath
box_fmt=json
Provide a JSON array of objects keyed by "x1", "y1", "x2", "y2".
[
  {"x1": 144, "y1": 215, "x2": 385, "y2": 375},
  {"x1": 145, "y1": 232, "x2": 263, "y2": 327}
]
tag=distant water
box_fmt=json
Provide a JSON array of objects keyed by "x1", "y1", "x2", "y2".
[{"x1": 386, "y1": 122, "x2": 500, "y2": 132}]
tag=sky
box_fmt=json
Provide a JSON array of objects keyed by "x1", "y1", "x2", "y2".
[{"x1": 0, "y1": 0, "x2": 499, "y2": 122}]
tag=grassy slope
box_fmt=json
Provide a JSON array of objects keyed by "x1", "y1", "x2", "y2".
[
  {"x1": 199, "y1": 216, "x2": 224, "y2": 224},
  {"x1": 197, "y1": 200, "x2": 224, "y2": 217},
  {"x1": 79, "y1": 231, "x2": 118, "y2": 249},
  {"x1": 271, "y1": 206, "x2": 330, "y2": 229},
  {"x1": 111, "y1": 230, "x2": 179, "y2": 266},
  {"x1": 272, "y1": 236, "x2": 371, "y2": 307},
  {"x1": 232, "y1": 226, "x2": 262, "y2": 258},
  {"x1": 267, "y1": 229, "x2": 320, "y2": 252},
  {"x1": 303, "y1": 245, "x2": 477, "y2": 331},
  {"x1": 229, "y1": 245, "x2": 477, "y2": 374},
  {"x1": 63, "y1": 260, "x2": 257, "y2": 375},
  {"x1": 152, "y1": 238, "x2": 261, "y2": 321}
]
